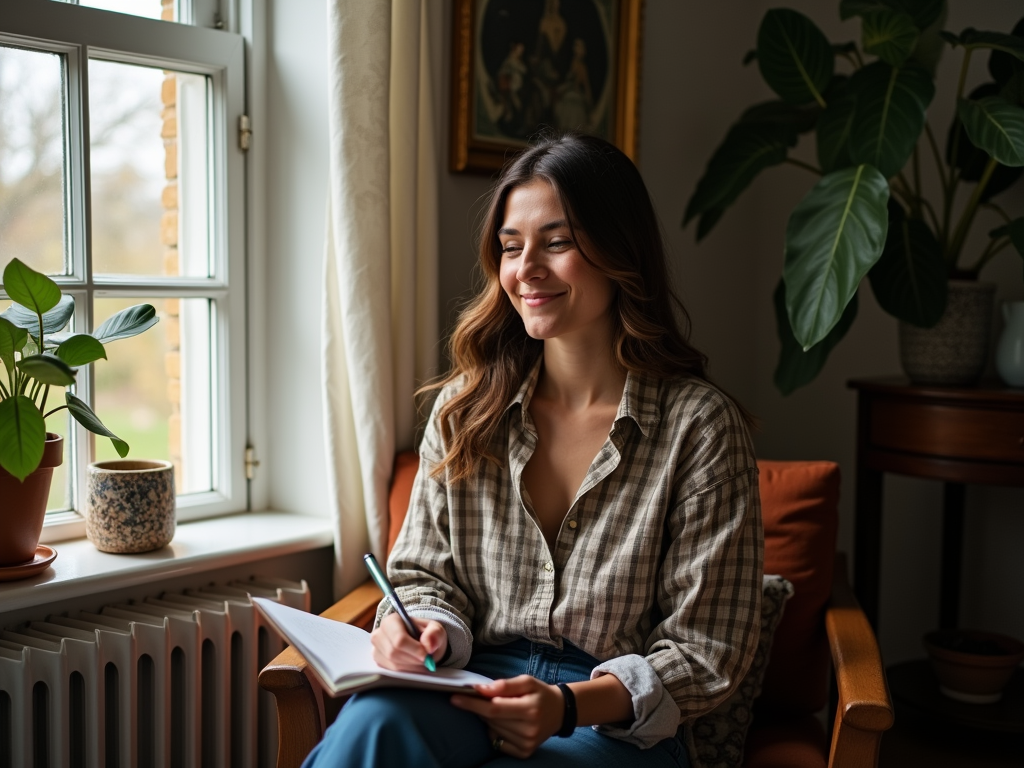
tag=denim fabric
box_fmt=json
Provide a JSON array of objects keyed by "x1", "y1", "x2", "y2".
[{"x1": 302, "y1": 638, "x2": 691, "y2": 768}]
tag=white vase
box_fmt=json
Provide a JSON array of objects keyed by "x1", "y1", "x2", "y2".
[{"x1": 995, "y1": 301, "x2": 1024, "y2": 388}]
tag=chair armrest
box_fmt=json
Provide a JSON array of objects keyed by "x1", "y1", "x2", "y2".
[
  {"x1": 825, "y1": 553, "x2": 894, "y2": 768},
  {"x1": 258, "y1": 579, "x2": 384, "y2": 768}
]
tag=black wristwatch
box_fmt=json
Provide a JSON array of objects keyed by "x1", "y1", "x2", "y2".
[{"x1": 556, "y1": 683, "x2": 577, "y2": 737}]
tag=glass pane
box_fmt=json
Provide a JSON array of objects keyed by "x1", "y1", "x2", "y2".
[
  {"x1": 0, "y1": 46, "x2": 68, "y2": 276},
  {"x1": 89, "y1": 60, "x2": 211, "y2": 278},
  {"x1": 76, "y1": 1, "x2": 167, "y2": 21},
  {"x1": 93, "y1": 297, "x2": 212, "y2": 495}
]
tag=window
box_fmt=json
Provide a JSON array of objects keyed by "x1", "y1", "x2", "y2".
[{"x1": 0, "y1": 0, "x2": 247, "y2": 532}]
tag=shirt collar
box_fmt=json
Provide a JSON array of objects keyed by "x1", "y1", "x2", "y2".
[{"x1": 505, "y1": 357, "x2": 662, "y2": 437}]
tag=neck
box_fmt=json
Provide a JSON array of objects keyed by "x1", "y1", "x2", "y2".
[{"x1": 536, "y1": 335, "x2": 626, "y2": 411}]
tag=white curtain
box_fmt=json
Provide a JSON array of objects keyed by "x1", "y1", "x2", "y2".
[{"x1": 322, "y1": 0, "x2": 439, "y2": 598}]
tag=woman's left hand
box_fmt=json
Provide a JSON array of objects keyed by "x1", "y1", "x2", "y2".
[{"x1": 450, "y1": 675, "x2": 566, "y2": 758}]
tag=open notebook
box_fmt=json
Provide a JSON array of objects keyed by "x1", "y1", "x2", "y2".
[{"x1": 253, "y1": 597, "x2": 492, "y2": 696}]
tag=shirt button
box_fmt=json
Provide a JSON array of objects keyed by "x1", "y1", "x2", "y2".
[
  {"x1": 543, "y1": 562, "x2": 553, "y2": 572},
  {"x1": 568, "y1": 520, "x2": 577, "y2": 529}
]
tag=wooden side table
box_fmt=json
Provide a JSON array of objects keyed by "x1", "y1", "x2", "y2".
[{"x1": 848, "y1": 377, "x2": 1024, "y2": 631}]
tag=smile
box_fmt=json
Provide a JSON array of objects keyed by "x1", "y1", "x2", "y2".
[{"x1": 520, "y1": 292, "x2": 565, "y2": 307}]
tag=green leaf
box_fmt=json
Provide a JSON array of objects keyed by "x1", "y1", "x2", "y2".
[
  {"x1": 955, "y1": 29, "x2": 1024, "y2": 64},
  {"x1": 868, "y1": 203, "x2": 947, "y2": 326},
  {"x1": 988, "y1": 18, "x2": 1024, "y2": 85},
  {"x1": 774, "y1": 279, "x2": 859, "y2": 395},
  {"x1": 1, "y1": 294, "x2": 75, "y2": 338},
  {"x1": 684, "y1": 123, "x2": 794, "y2": 232},
  {"x1": 862, "y1": 10, "x2": 920, "y2": 66},
  {"x1": 817, "y1": 88, "x2": 858, "y2": 172},
  {"x1": 757, "y1": 9, "x2": 834, "y2": 106},
  {"x1": 841, "y1": 0, "x2": 943, "y2": 30},
  {"x1": 55, "y1": 334, "x2": 108, "y2": 366},
  {"x1": 0, "y1": 317, "x2": 28, "y2": 382},
  {"x1": 848, "y1": 62, "x2": 935, "y2": 179},
  {"x1": 66, "y1": 392, "x2": 129, "y2": 457},
  {"x1": 0, "y1": 395, "x2": 46, "y2": 481},
  {"x1": 696, "y1": 208, "x2": 726, "y2": 243},
  {"x1": 17, "y1": 354, "x2": 77, "y2": 387},
  {"x1": 956, "y1": 95, "x2": 1024, "y2": 167},
  {"x1": 945, "y1": 83, "x2": 1023, "y2": 201},
  {"x1": 92, "y1": 304, "x2": 159, "y2": 344},
  {"x1": 783, "y1": 164, "x2": 890, "y2": 349},
  {"x1": 1, "y1": 258, "x2": 60, "y2": 315}
]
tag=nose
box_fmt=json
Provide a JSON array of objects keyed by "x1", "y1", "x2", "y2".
[{"x1": 516, "y1": 243, "x2": 547, "y2": 284}]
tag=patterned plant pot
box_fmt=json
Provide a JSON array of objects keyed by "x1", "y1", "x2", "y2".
[
  {"x1": 898, "y1": 280, "x2": 996, "y2": 386},
  {"x1": 86, "y1": 460, "x2": 176, "y2": 554}
]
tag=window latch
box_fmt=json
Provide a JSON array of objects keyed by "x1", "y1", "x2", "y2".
[
  {"x1": 245, "y1": 444, "x2": 260, "y2": 480},
  {"x1": 239, "y1": 115, "x2": 252, "y2": 152}
]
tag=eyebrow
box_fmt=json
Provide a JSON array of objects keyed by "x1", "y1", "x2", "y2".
[{"x1": 497, "y1": 219, "x2": 568, "y2": 236}]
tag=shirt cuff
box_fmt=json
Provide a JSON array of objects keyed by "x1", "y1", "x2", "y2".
[
  {"x1": 590, "y1": 654, "x2": 681, "y2": 749},
  {"x1": 405, "y1": 605, "x2": 474, "y2": 669}
]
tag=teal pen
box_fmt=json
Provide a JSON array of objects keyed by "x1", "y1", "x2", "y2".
[{"x1": 363, "y1": 553, "x2": 437, "y2": 672}]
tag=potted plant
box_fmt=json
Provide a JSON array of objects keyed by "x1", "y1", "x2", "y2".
[
  {"x1": 684, "y1": 1, "x2": 1024, "y2": 393},
  {"x1": 0, "y1": 257, "x2": 158, "y2": 565}
]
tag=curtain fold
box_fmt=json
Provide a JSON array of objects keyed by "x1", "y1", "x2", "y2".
[{"x1": 323, "y1": 0, "x2": 439, "y2": 598}]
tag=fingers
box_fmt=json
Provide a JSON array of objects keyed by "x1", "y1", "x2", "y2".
[
  {"x1": 450, "y1": 675, "x2": 564, "y2": 758},
  {"x1": 370, "y1": 614, "x2": 445, "y2": 672},
  {"x1": 417, "y1": 619, "x2": 448, "y2": 659}
]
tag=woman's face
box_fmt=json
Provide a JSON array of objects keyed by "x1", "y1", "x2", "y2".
[{"x1": 497, "y1": 179, "x2": 615, "y2": 344}]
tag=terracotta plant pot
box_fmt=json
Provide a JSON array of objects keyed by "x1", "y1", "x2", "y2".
[
  {"x1": 924, "y1": 629, "x2": 1024, "y2": 704},
  {"x1": 0, "y1": 433, "x2": 63, "y2": 566}
]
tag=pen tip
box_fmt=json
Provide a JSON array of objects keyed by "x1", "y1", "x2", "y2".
[{"x1": 424, "y1": 655, "x2": 437, "y2": 673}]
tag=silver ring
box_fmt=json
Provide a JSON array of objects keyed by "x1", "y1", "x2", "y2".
[{"x1": 492, "y1": 737, "x2": 504, "y2": 752}]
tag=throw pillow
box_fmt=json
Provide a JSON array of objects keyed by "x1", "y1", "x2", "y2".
[{"x1": 690, "y1": 574, "x2": 795, "y2": 768}]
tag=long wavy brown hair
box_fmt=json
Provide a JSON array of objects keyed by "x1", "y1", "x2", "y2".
[{"x1": 425, "y1": 132, "x2": 734, "y2": 482}]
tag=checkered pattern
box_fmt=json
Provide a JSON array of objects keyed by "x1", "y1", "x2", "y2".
[{"x1": 384, "y1": 361, "x2": 763, "y2": 728}]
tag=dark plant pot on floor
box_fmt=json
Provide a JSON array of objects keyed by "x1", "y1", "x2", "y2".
[
  {"x1": 924, "y1": 629, "x2": 1024, "y2": 704},
  {"x1": 0, "y1": 433, "x2": 63, "y2": 566},
  {"x1": 899, "y1": 280, "x2": 996, "y2": 386}
]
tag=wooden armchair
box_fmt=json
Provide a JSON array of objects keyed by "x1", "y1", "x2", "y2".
[{"x1": 260, "y1": 454, "x2": 893, "y2": 768}]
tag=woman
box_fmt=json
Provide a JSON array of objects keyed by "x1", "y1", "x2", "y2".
[{"x1": 304, "y1": 133, "x2": 763, "y2": 768}]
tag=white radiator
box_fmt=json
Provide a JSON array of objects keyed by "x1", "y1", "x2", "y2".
[{"x1": 0, "y1": 577, "x2": 310, "y2": 768}]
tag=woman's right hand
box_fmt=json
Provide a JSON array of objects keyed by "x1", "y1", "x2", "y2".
[{"x1": 370, "y1": 613, "x2": 448, "y2": 672}]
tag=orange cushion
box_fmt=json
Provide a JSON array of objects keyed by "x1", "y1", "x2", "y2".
[
  {"x1": 387, "y1": 451, "x2": 420, "y2": 554},
  {"x1": 743, "y1": 714, "x2": 827, "y2": 768},
  {"x1": 756, "y1": 460, "x2": 840, "y2": 716}
]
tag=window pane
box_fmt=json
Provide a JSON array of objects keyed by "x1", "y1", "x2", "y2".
[
  {"x1": 75, "y1": 1, "x2": 167, "y2": 21},
  {"x1": 89, "y1": 60, "x2": 211, "y2": 278},
  {"x1": 0, "y1": 46, "x2": 68, "y2": 276},
  {"x1": 93, "y1": 297, "x2": 212, "y2": 495}
]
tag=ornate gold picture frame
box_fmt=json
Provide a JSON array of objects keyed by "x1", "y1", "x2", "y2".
[{"x1": 450, "y1": 0, "x2": 644, "y2": 174}]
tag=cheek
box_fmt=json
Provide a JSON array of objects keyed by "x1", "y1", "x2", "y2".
[{"x1": 499, "y1": 262, "x2": 520, "y2": 305}]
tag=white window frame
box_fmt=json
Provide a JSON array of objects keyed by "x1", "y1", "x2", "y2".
[{"x1": 0, "y1": 0, "x2": 249, "y2": 537}]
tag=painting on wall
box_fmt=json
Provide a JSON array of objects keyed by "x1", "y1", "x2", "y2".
[{"x1": 450, "y1": 0, "x2": 643, "y2": 174}]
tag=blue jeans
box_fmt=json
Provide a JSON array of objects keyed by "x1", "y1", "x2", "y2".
[{"x1": 302, "y1": 638, "x2": 690, "y2": 768}]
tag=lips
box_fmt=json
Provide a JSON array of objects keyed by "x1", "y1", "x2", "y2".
[{"x1": 520, "y1": 292, "x2": 565, "y2": 307}]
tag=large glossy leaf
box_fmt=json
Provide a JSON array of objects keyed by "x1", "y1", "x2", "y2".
[
  {"x1": 18, "y1": 354, "x2": 76, "y2": 387},
  {"x1": 840, "y1": 0, "x2": 943, "y2": 30},
  {"x1": 684, "y1": 123, "x2": 793, "y2": 231},
  {"x1": 817, "y1": 88, "x2": 857, "y2": 172},
  {"x1": 868, "y1": 204, "x2": 947, "y2": 326},
  {"x1": 774, "y1": 279, "x2": 859, "y2": 395},
  {"x1": 953, "y1": 29, "x2": 1024, "y2": 64},
  {"x1": 783, "y1": 164, "x2": 890, "y2": 349},
  {"x1": 1, "y1": 258, "x2": 60, "y2": 315},
  {"x1": 55, "y1": 334, "x2": 107, "y2": 367},
  {"x1": 1, "y1": 295, "x2": 75, "y2": 338},
  {"x1": 0, "y1": 395, "x2": 46, "y2": 481},
  {"x1": 988, "y1": 18, "x2": 1024, "y2": 85},
  {"x1": 945, "y1": 83, "x2": 1023, "y2": 201},
  {"x1": 66, "y1": 392, "x2": 129, "y2": 457},
  {"x1": 0, "y1": 317, "x2": 28, "y2": 382},
  {"x1": 757, "y1": 9, "x2": 834, "y2": 106},
  {"x1": 848, "y1": 62, "x2": 935, "y2": 179},
  {"x1": 956, "y1": 95, "x2": 1024, "y2": 167},
  {"x1": 862, "y1": 10, "x2": 919, "y2": 66},
  {"x1": 91, "y1": 304, "x2": 159, "y2": 344}
]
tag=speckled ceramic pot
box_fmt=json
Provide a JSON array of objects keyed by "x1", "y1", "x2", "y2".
[
  {"x1": 86, "y1": 460, "x2": 175, "y2": 554},
  {"x1": 898, "y1": 280, "x2": 996, "y2": 386}
]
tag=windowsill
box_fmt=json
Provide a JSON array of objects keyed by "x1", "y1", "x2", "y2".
[{"x1": 0, "y1": 510, "x2": 334, "y2": 612}]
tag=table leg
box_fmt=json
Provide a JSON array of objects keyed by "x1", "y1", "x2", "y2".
[
  {"x1": 940, "y1": 483, "x2": 966, "y2": 630},
  {"x1": 855, "y1": 465, "x2": 884, "y2": 630}
]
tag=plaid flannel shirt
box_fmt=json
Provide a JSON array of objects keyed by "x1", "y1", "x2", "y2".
[{"x1": 380, "y1": 360, "x2": 763, "y2": 748}]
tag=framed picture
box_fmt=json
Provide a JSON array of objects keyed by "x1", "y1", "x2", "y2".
[{"x1": 450, "y1": 0, "x2": 644, "y2": 174}]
